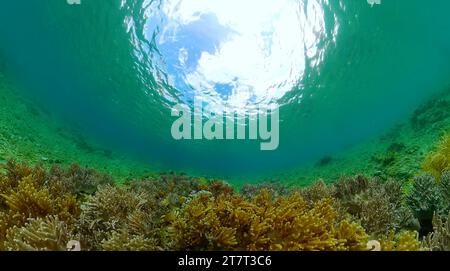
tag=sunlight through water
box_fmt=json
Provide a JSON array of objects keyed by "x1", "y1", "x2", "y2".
[{"x1": 127, "y1": 0, "x2": 334, "y2": 112}]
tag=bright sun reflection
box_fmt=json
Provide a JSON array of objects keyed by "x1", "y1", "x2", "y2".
[{"x1": 142, "y1": 0, "x2": 328, "y2": 111}]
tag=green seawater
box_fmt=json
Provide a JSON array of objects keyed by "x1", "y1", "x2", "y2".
[{"x1": 1, "y1": 0, "x2": 450, "y2": 185}]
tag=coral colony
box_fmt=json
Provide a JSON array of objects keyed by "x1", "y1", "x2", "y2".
[
  {"x1": 171, "y1": 98, "x2": 280, "y2": 151},
  {"x1": 0, "y1": 134, "x2": 449, "y2": 251}
]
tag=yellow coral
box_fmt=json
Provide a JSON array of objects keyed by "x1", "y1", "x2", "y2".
[
  {"x1": 423, "y1": 134, "x2": 450, "y2": 179},
  {"x1": 381, "y1": 231, "x2": 421, "y2": 251},
  {"x1": 172, "y1": 189, "x2": 368, "y2": 251},
  {"x1": 101, "y1": 229, "x2": 158, "y2": 251},
  {"x1": 0, "y1": 161, "x2": 80, "y2": 248},
  {"x1": 1, "y1": 175, "x2": 80, "y2": 224}
]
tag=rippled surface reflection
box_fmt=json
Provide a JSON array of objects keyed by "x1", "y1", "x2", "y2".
[{"x1": 126, "y1": 0, "x2": 337, "y2": 112}]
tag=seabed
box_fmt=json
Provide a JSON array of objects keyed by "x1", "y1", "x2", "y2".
[{"x1": 0, "y1": 74, "x2": 449, "y2": 251}]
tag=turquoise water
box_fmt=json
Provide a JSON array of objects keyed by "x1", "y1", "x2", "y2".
[{"x1": 1, "y1": 0, "x2": 450, "y2": 179}]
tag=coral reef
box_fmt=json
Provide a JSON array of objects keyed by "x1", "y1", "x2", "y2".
[
  {"x1": 172, "y1": 190, "x2": 368, "y2": 251},
  {"x1": 0, "y1": 158, "x2": 448, "y2": 251}
]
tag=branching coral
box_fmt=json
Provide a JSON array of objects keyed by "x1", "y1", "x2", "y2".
[
  {"x1": 0, "y1": 158, "x2": 448, "y2": 251},
  {"x1": 1, "y1": 174, "x2": 80, "y2": 221},
  {"x1": 407, "y1": 174, "x2": 443, "y2": 235},
  {"x1": 327, "y1": 176, "x2": 414, "y2": 236},
  {"x1": 423, "y1": 133, "x2": 450, "y2": 179},
  {"x1": 0, "y1": 161, "x2": 80, "y2": 249},
  {"x1": 300, "y1": 179, "x2": 334, "y2": 206},
  {"x1": 423, "y1": 212, "x2": 450, "y2": 251},
  {"x1": 172, "y1": 190, "x2": 368, "y2": 251},
  {"x1": 4, "y1": 216, "x2": 72, "y2": 251},
  {"x1": 101, "y1": 229, "x2": 159, "y2": 251},
  {"x1": 76, "y1": 185, "x2": 149, "y2": 250},
  {"x1": 380, "y1": 231, "x2": 421, "y2": 251},
  {"x1": 240, "y1": 182, "x2": 290, "y2": 199},
  {"x1": 47, "y1": 163, "x2": 114, "y2": 196}
]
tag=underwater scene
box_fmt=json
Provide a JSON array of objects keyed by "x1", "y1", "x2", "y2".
[{"x1": 0, "y1": 0, "x2": 449, "y2": 251}]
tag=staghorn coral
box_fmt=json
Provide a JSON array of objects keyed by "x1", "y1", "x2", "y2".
[
  {"x1": 423, "y1": 212, "x2": 450, "y2": 251},
  {"x1": 300, "y1": 179, "x2": 334, "y2": 206},
  {"x1": 423, "y1": 133, "x2": 450, "y2": 179},
  {"x1": 172, "y1": 189, "x2": 368, "y2": 251},
  {"x1": 240, "y1": 182, "x2": 290, "y2": 199},
  {"x1": 0, "y1": 161, "x2": 80, "y2": 249},
  {"x1": 332, "y1": 176, "x2": 415, "y2": 236},
  {"x1": 101, "y1": 229, "x2": 158, "y2": 251},
  {"x1": 1, "y1": 175, "x2": 80, "y2": 224},
  {"x1": 3, "y1": 216, "x2": 72, "y2": 251},
  {"x1": 205, "y1": 180, "x2": 235, "y2": 198},
  {"x1": 127, "y1": 173, "x2": 202, "y2": 208},
  {"x1": 76, "y1": 185, "x2": 150, "y2": 250},
  {"x1": 380, "y1": 231, "x2": 421, "y2": 251},
  {"x1": 47, "y1": 163, "x2": 114, "y2": 196},
  {"x1": 333, "y1": 175, "x2": 371, "y2": 201},
  {"x1": 1, "y1": 158, "x2": 449, "y2": 251},
  {"x1": 0, "y1": 160, "x2": 46, "y2": 203}
]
